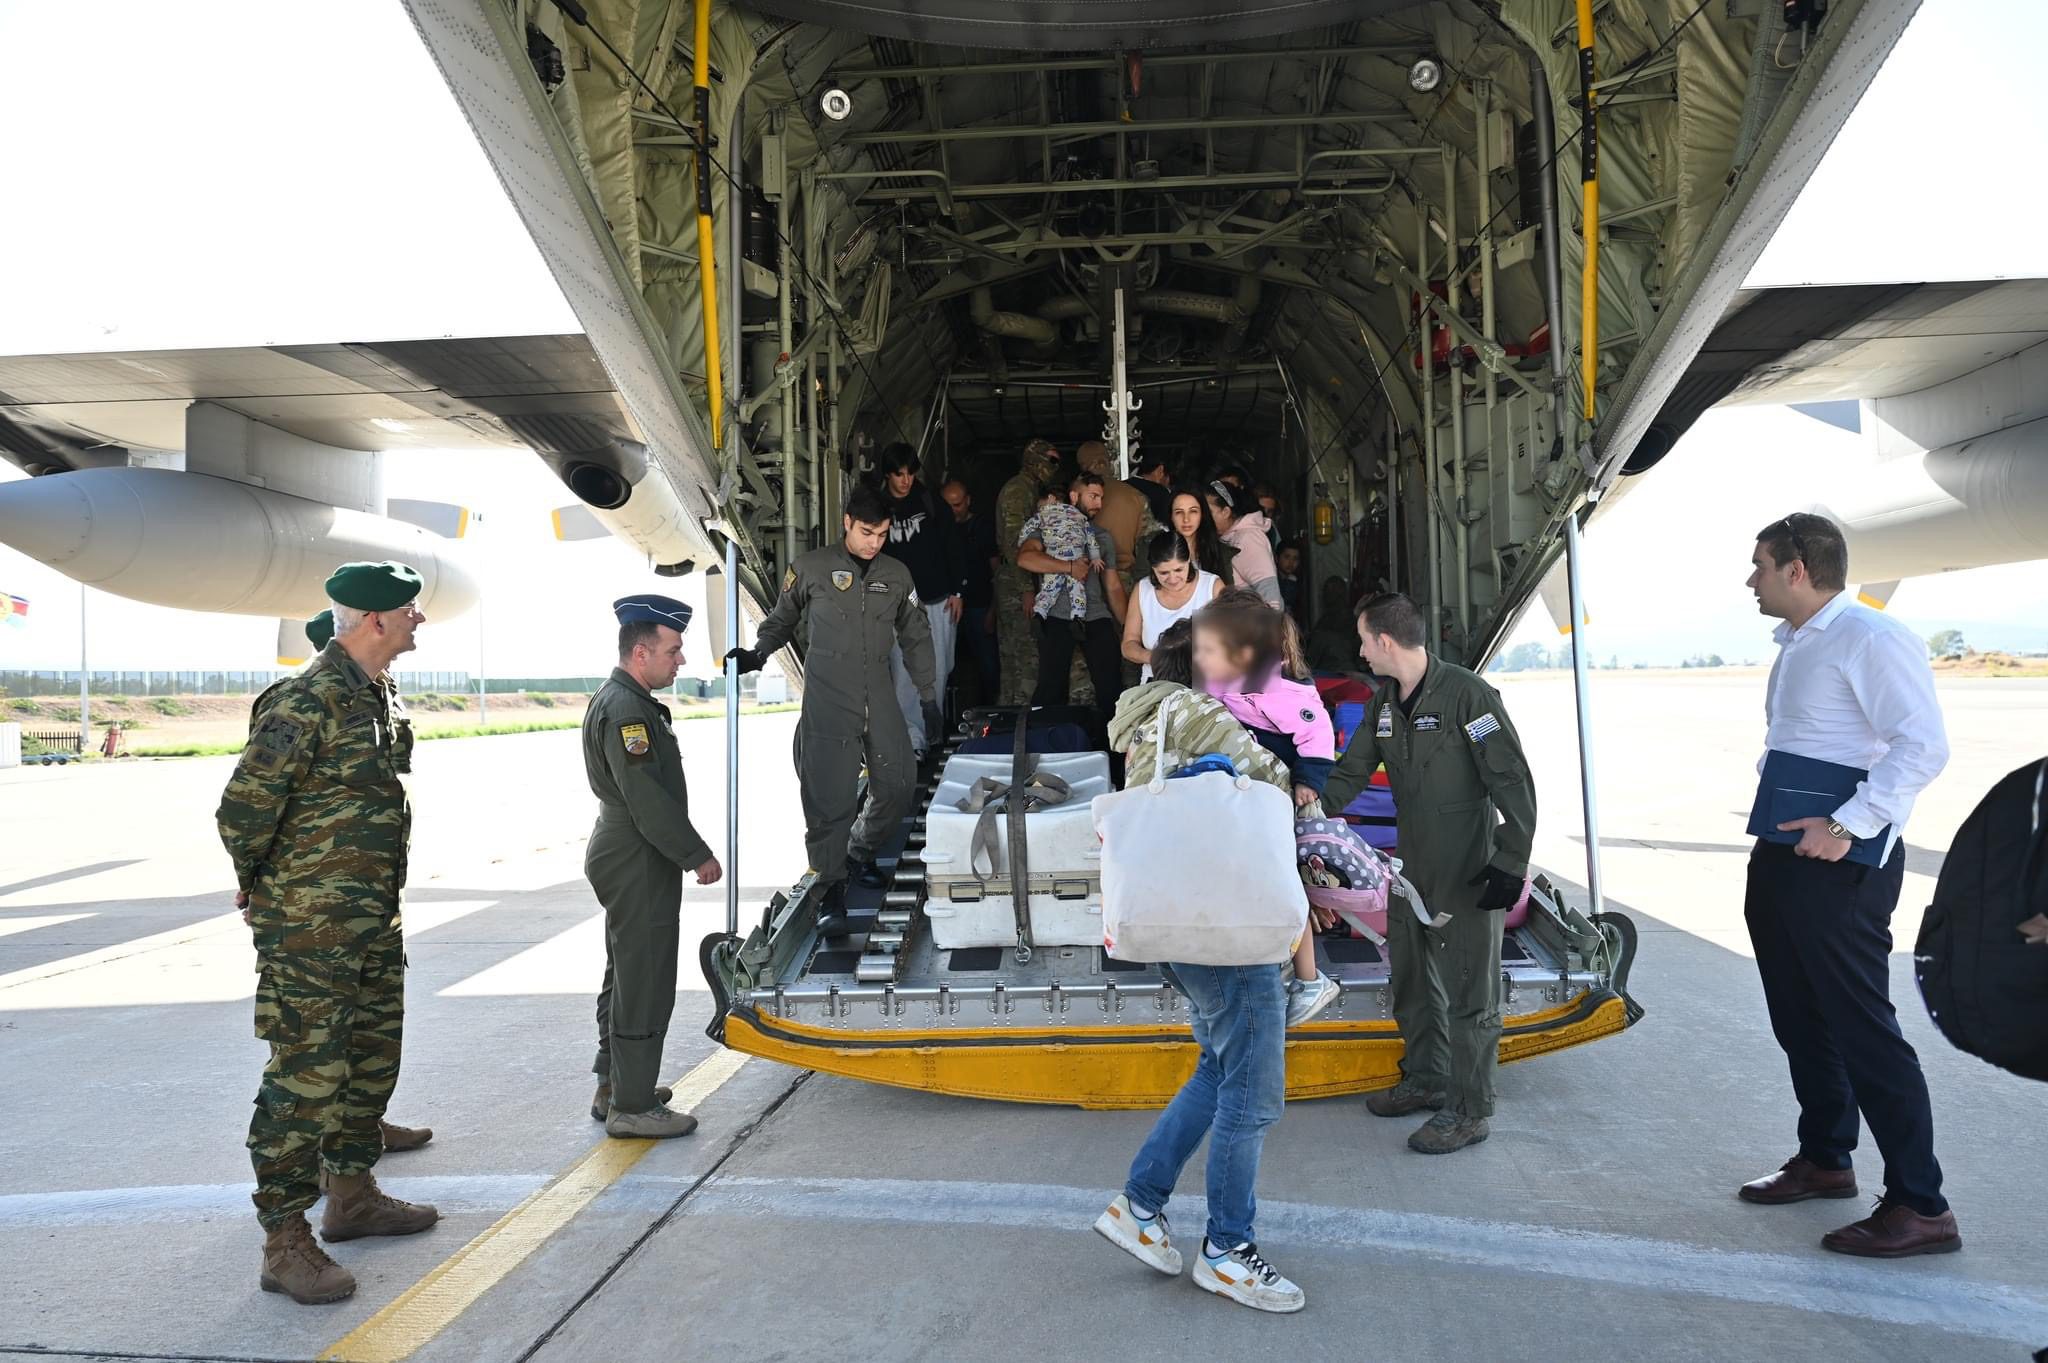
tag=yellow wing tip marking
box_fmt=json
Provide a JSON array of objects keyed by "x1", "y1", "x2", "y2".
[
  {"x1": 550, "y1": 507, "x2": 565, "y2": 541},
  {"x1": 277, "y1": 654, "x2": 306, "y2": 667},
  {"x1": 1856, "y1": 591, "x2": 1887, "y2": 610}
]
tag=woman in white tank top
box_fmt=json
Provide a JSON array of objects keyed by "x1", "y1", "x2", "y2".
[{"x1": 1121, "y1": 530, "x2": 1221, "y2": 681}]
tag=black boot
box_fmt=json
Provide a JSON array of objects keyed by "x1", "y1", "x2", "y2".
[
  {"x1": 816, "y1": 879, "x2": 852, "y2": 937},
  {"x1": 846, "y1": 856, "x2": 891, "y2": 891}
]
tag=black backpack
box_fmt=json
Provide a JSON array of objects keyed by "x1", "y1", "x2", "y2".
[{"x1": 1914, "y1": 759, "x2": 2048, "y2": 1083}]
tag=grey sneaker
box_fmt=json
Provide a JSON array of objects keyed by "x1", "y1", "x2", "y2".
[
  {"x1": 1092, "y1": 1194, "x2": 1183, "y2": 1276},
  {"x1": 591, "y1": 1082, "x2": 673, "y2": 1122},
  {"x1": 1286, "y1": 973, "x2": 1341, "y2": 1027},
  {"x1": 604, "y1": 1104, "x2": 699, "y2": 1139},
  {"x1": 1193, "y1": 1240, "x2": 1305, "y2": 1314},
  {"x1": 1408, "y1": 1111, "x2": 1489, "y2": 1154},
  {"x1": 1365, "y1": 1079, "x2": 1448, "y2": 1118}
]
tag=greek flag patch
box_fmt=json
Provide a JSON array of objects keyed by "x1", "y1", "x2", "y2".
[{"x1": 1465, "y1": 712, "x2": 1500, "y2": 744}]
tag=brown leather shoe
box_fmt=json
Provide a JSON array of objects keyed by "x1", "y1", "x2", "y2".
[
  {"x1": 379, "y1": 1119, "x2": 433, "y2": 1153},
  {"x1": 1821, "y1": 1201, "x2": 1961, "y2": 1258},
  {"x1": 1737, "y1": 1157, "x2": 1858, "y2": 1205}
]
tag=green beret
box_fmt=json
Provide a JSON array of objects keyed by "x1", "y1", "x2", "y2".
[
  {"x1": 305, "y1": 609, "x2": 335, "y2": 651},
  {"x1": 324, "y1": 560, "x2": 423, "y2": 612}
]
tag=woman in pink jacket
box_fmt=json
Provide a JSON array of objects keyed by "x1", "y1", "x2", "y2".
[{"x1": 1204, "y1": 481, "x2": 1282, "y2": 608}]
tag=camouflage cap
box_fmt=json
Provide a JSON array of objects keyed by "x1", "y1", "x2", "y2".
[
  {"x1": 1076, "y1": 440, "x2": 1111, "y2": 474},
  {"x1": 325, "y1": 561, "x2": 424, "y2": 611},
  {"x1": 304, "y1": 609, "x2": 335, "y2": 651},
  {"x1": 1022, "y1": 437, "x2": 1059, "y2": 470}
]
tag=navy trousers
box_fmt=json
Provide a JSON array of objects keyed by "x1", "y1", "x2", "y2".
[{"x1": 1744, "y1": 839, "x2": 1947, "y2": 1215}]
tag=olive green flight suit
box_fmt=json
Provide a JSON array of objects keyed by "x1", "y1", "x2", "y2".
[
  {"x1": 218, "y1": 642, "x2": 413, "y2": 1228},
  {"x1": 754, "y1": 545, "x2": 935, "y2": 887},
  {"x1": 1324, "y1": 656, "x2": 1536, "y2": 1118},
  {"x1": 582, "y1": 668, "x2": 714, "y2": 1114}
]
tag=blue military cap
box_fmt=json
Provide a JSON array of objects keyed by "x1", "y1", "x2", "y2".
[{"x1": 612, "y1": 594, "x2": 693, "y2": 631}]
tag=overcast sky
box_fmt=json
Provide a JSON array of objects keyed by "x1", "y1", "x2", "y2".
[{"x1": 0, "y1": 0, "x2": 2043, "y2": 674}]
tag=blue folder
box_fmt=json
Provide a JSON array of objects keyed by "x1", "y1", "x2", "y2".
[{"x1": 1746, "y1": 749, "x2": 1891, "y2": 868}]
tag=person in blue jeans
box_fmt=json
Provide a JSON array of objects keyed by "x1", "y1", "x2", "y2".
[{"x1": 1093, "y1": 959, "x2": 1305, "y2": 1313}]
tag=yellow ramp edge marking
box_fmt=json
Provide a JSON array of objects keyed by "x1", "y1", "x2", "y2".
[{"x1": 321, "y1": 1048, "x2": 748, "y2": 1363}]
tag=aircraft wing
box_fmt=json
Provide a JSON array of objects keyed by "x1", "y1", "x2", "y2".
[
  {"x1": 1628, "y1": 278, "x2": 2048, "y2": 470},
  {"x1": 0, "y1": 335, "x2": 710, "y2": 573},
  {"x1": 0, "y1": 334, "x2": 627, "y2": 469}
]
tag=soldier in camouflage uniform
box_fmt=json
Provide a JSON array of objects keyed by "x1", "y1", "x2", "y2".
[
  {"x1": 993, "y1": 438, "x2": 1062, "y2": 705},
  {"x1": 246, "y1": 608, "x2": 432, "y2": 1158},
  {"x1": 218, "y1": 562, "x2": 439, "y2": 1305}
]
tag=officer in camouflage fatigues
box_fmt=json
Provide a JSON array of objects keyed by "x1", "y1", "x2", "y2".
[
  {"x1": 248, "y1": 609, "x2": 433, "y2": 1157},
  {"x1": 218, "y1": 562, "x2": 438, "y2": 1306},
  {"x1": 1323, "y1": 591, "x2": 1537, "y2": 1155},
  {"x1": 994, "y1": 438, "x2": 1062, "y2": 705},
  {"x1": 582, "y1": 594, "x2": 719, "y2": 1139}
]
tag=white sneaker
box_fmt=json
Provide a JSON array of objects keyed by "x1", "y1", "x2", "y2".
[
  {"x1": 1092, "y1": 1195, "x2": 1183, "y2": 1276},
  {"x1": 1286, "y1": 973, "x2": 1341, "y2": 1027},
  {"x1": 1194, "y1": 1240, "x2": 1306, "y2": 1313}
]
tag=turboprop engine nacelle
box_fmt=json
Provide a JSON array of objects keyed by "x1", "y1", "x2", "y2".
[
  {"x1": 1814, "y1": 416, "x2": 2048, "y2": 584},
  {"x1": 0, "y1": 466, "x2": 478, "y2": 619}
]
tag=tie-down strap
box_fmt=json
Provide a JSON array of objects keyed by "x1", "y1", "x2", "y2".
[{"x1": 955, "y1": 772, "x2": 1073, "y2": 884}]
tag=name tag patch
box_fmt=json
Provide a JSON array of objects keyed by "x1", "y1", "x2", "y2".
[
  {"x1": 620, "y1": 722, "x2": 651, "y2": 758},
  {"x1": 1465, "y1": 712, "x2": 1501, "y2": 744},
  {"x1": 1412, "y1": 712, "x2": 1443, "y2": 732},
  {"x1": 1376, "y1": 704, "x2": 1393, "y2": 738},
  {"x1": 866, "y1": 580, "x2": 891, "y2": 594}
]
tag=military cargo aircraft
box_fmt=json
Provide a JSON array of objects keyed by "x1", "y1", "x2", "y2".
[{"x1": 12, "y1": 0, "x2": 2035, "y2": 1104}]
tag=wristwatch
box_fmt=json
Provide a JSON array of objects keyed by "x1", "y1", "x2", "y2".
[{"x1": 1826, "y1": 819, "x2": 1851, "y2": 841}]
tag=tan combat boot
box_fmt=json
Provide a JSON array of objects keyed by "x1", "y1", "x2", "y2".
[
  {"x1": 320, "y1": 1171, "x2": 440, "y2": 1242},
  {"x1": 260, "y1": 1214, "x2": 357, "y2": 1304},
  {"x1": 379, "y1": 1119, "x2": 434, "y2": 1153}
]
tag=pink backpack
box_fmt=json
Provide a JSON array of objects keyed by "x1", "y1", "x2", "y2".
[{"x1": 1295, "y1": 815, "x2": 1397, "y2": 942}]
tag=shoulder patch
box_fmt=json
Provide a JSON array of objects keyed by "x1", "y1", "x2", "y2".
[
  {"x1": 1299, "y1": 707, "x2": 1316, "y2": 724},
  {"x1": 1464, "y1": 712, "x2": 1501, "y2": 744},
  {"x1": 243, "y1": 710, "x2": 308, "y2": 775},
  {"x1": 782, "y1": 566, "x2": 798, "y2": 594},
  {"x1": 620, "y1": 722, "x2": 650, "y2": 758}
]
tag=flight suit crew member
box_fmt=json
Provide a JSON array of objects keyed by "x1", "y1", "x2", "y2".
[
  {"x1": 217, "y1": 561, "x2": 438, "y2": 1307},
  {"x1": 582, "y1": 595, "x2": 722, "y2": 1140},
  {"x1": 994, "y1": 437, "x2": 1063, "y2": 704},
  {"x1": 1323, "y1": 591, "x2": 1536, "y2": 1155},
  {"x1": 242, "y1": 608, "x2": 433, "y2": 1159},
  {"x1": 727, "y1": 483, "x2": 937, "y2": 935}
]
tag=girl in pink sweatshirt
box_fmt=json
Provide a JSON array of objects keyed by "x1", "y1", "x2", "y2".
[{"x1": 1192, "y1": 587, "x2": 1341, "y2": 1025}]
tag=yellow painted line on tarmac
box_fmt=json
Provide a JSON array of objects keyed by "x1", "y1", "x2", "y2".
[{"x1": 320, "y1": 1048, "x2": 749, "y2": 1363}]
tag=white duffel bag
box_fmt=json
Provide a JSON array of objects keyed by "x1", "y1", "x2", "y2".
[{"x1": 1092, "y1": 692, "x2": 1308, "y2": 965}]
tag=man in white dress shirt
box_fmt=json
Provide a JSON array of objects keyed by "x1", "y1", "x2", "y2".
[{"x1": 1735, "y1": 513, "x2": 1958, "y2": 1258}]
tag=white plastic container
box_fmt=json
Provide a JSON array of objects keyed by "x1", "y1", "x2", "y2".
[{"x1": 922, "y1": 750, "x2": 1111, "y2": 950}]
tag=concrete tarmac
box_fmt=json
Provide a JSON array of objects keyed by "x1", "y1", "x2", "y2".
[{"x1": 1, "y1": 675, "x2": 2043, "y2": 1362}]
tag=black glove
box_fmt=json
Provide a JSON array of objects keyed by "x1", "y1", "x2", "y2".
[
  {"x1": 724, "y1": 647, "x2": 764, "y2": 675},
  {"x1": 1469, "y1": 865, "x2": 1524, "y2": 912},
  {"x1": 921, "y1": 699, "x2": 945, "y2": 742}
]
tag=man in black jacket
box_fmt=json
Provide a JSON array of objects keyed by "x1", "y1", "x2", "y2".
[
  {"x1": 941, "y1": 478, "x2": 1001, "y2": 705},
  {"x1": 876, "y1": 444, "x2": 966, "y2": 755},
  {"x1": 1128, "y1": 450, "x2": 1173, "y2": 527}
]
